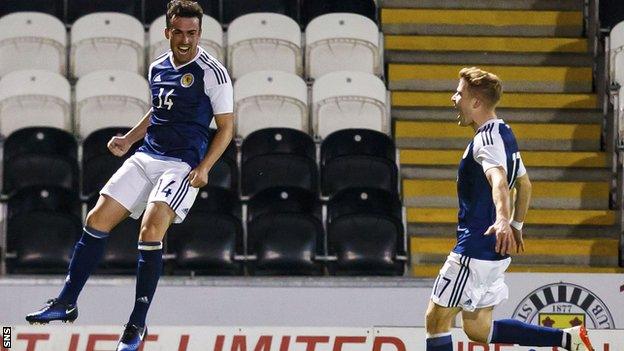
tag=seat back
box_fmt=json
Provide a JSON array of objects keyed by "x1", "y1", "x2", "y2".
[
  {"x1": 0, "y1": 69, "x2": 71, "y2": 136},
  {"x1": 222, "y1": 0, "x2": 299, "y2": 24},
  {"x1": 321, "y1": 128, "x2": 395, "y2": 163},
  {"x1": 0, "y1": 12, "x2": 67, "y2": 76},
  {"x1": 610, "y1": 21, "x2": 624, "y2": 85},
  {"x1": 235, "y1": 70, "x2": 308, "y2": 138},
  {"x1": 227, "y1": 13, "x2": 302, "y2": 79}
]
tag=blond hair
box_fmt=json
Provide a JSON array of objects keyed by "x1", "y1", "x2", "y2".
[{"x1": 459, "y1": 67, "x2": 503, "y2": 107}]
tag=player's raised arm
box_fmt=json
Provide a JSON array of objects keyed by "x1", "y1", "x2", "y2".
[
  {"x1": 484, "y1": 166, "x2": 515, "y2": 256},
  {"x1": 107, "y1": 108, "x2": 153, "y2": 157},
  {"x1": 510, "y1": 173, "x2": 532, "y2": 253}
]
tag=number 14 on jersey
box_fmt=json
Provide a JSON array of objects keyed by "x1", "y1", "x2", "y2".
[{"x1": 156, "y1": 88, "x2": 174, "y2": 110}]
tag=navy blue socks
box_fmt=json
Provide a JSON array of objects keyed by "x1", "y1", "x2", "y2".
[
  {"x1": 426, "y1": 333, "x2": 453, "y2": 351},
  {"x1": 58, "y1": 227, "x2": 109, "y2": 305},
  {"x1": 128, "y1": 241, "x2": 163, "y2": 327},
  {"x1": 490, "y1": 319, "x2": 566, "y2": 348}
]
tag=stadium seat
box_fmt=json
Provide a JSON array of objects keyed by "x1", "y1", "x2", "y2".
[
  {"x1": 234, "y1": 71, "x2": 308, "y2": 138},
  {"x1": 70, "y1": 13, "x2": 145, "y2": 78},
  {"x1": 610, "y1": 21, "x2": 624, "y2": 85},
  {"x1": 301, "y1": 0, "x2": 377, "y2": 26},
  {"x1": 0, "y1": 70, "x2": 71, "y2": 136},
  {"x1": 75, "y1": 70, "x2": 150, "y2": 138},
  {"x1": 327, "y1": 188, "x2": 405, "y2": 275},
  {"x1": 305, "y1": 13, "x2": 380, "y2": 79},
  {"x1": 227, "y1": 13, "x2": 302, "y2": 80},
  {"x1": 321, "y1": 129, "x2": 397, "y2": 196},
  {"x1": 222, "y1": 0, "x2": 299, "y2": 24},
  {"x1": 149, "y1": 14, "x2": 224, "y2": 63},
  {"x1": 144, "y1": 0, "x2": 219, "y2": 25},
  {"x1": 3, "y1": 127, "x2": 78, "y2": 195},
  {"x1": 206, "y1": 134, "x2": 238, "y2": 192},
  {"x1": 0, "y1": 0, "x2": 64, "y2": 21},
  {"x1": 312, "y1": 70, "x2": 388, "y2": 139},
  {"x1": 241, "y1": 128, "x2": 317, "y2": 196},
  {"x1": 7, "y1": 186, "x2": 82, "y2": 273},
  {"x1": 82, "y1": 128, "x2": 140, "y2": 198},
  {"x1": 66, "y1": 0, "x2": 142, "y2": 24},
  {"x1": 0, "y1": 13, "x2": 67, "y2": 77},
  {"x1": 167, "y1": 187, "x2": 243, "y2": 275},
  {"x1": 247, "y1": 187, "x2": 323, "y2": 275},
  {"x1": 85, "y1": 195, "x2": 139, "y2": 273}
]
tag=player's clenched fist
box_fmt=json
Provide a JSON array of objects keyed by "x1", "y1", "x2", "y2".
[
  {"x1": 189, "y1": 165, "x2": 209, "y2": 188},
  {"x1": 107, "y1": 136, "x2": 131, "y2": 157}
]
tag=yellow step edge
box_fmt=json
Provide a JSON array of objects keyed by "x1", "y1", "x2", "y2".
[
  {"x1": 392, "y1": 91, "x2": 597, "y2": 109},
  {"x1": 389, "y1": 64, "x2": 592, "y2": 83},
  {"x1": 395, "y1": 121, "x2": 600, "y2": 140},
  {"x1": 381, "y1": 9, "x2": 583, "y2": 26},
  {"x1": 411, "y1": 264, "x2": 624, "y2": 277},
  {"x1": 407, "y1": 208, "x2": 616, "y2": 225},
  {"x1": 399, "y1": 150, "x2": 607, "y2": 168},
  {"x1": 403, "y1": 179, "x2": 609, "y2": 199},
  {"x1": 410, "y1": 237, "x2": 618, "y2": 256},
  {"x1": 385, "y1": 35, "x2": 588, "y2": 53}
]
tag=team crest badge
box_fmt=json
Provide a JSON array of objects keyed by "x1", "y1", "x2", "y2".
[{"x1": 181, "y1": 73, "x2": 194, "y2": 88}]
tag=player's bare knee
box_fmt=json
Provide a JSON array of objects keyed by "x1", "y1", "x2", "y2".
[
  {"x1": 139, "y1": 224, "x2": 161, "y2": 242},
  {"x1": 463, "y1": 323, "x2": 488, "y2": 344},
  {"x1": 85, "y1": 209, "x2": 110, "y2": 232}
]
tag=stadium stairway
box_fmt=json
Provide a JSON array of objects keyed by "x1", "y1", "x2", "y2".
[{"x1": 381, "y1": 0, "x2": 624, "y2": 277}]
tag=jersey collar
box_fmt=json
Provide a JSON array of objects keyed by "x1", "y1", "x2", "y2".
[
  {"x1": 476, "y1": 118, "x2": 503, "y2": 133},
  {"x1": 168, "y1": 46, "x2": 204, "y2": 70}
]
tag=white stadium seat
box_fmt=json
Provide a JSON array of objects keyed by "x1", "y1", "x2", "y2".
[
  {"x1": 0, "y1": 70, "x2": 71, "y2": 136},
  {"x1": 70, "y1": 12, "x2": 145, "y2": 78},
  {"x1": 305, "y1": 13, "x2": 380, "y2": 80},
  {"x1": 234, "y1": 70, "x2": 308, "y2": 138},
  {"x1": 149, "y1": 14, "x2": 225, "y2": 63},
  {"x1": 312, "y1": 71, "x2": 388, "y2": 139},
  {"x1": 227, "y1": 13, "x2": 302, "y2": 80},
  {"x1": 610, "y1": 21, "x2": 624, "y2": 85},
  {"x1": 0, "y1": 12, "x2": 67, "y2": 77},
  {"x1": 75, "y1": 70, "x2": 150, "y2": 137}
]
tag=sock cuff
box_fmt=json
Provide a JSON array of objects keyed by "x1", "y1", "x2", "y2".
[
  {"x1": 138, "y1": 241, "x2": 163, "y2": 250},
  {"x1": 426, "y1": 332, "x2": 451, "y2": 339},
  {"x1": 426, "y1": 333, "x2": 452, "y2": 346},
  {"x1": 84, "y1": 226, "x2": 109, "y2": 239}
]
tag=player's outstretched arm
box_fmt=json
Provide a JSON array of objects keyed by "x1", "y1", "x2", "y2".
[
  {"x1": 510, "y1": 173, "x2": 532, "y2": 253},
  {"x1": 188, "y1": 113, "x2": 234, "y2": 188},
  {"x1": 484, "y1": 166, "x2": 516, "y2": 256},
  {"x1": 107, "y1": 108, "x2": 153, "y2": 157}
]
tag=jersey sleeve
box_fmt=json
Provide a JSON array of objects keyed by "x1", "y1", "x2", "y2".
[
  {"x1": 202, "y1": 59, "x2": 233, "y2": 115},
  {"x1": 516, "y1": 157, "x2": 527, "y2": 178},
  {"x1": 473, "y1": 127, "x2": 508, "y2": 174}
]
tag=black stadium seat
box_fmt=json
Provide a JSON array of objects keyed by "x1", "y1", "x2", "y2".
[
  {"x1": 207, "y1": 136, "x2": 238, "y2": 192},
  {"x1": 321, "y1": 128, "x2": 397, "y2": 197},
  {"x1": 222, "y1": 0, "x2": 299, "y2": 24},
  {"x1": 241, "y1": 128, "x2": 317, "y2": 197},
  {"x1": 247, "y1": 187, "x2": 324, "y2": 275},
  {"x1": 144, "y1": 0, "x2": 219, "y2": 25},
  {"x1": 7, "y1": 186, "x2": 82, "y2": 273},
  {"x1": 3, "y1": 127, "x2": 78, "y2": 196},
  {"x1": 82, "y1": 128, "x2": 138, "y2": 198},
  {"x1": 0, "y1": 0, "x2": 65, "y2": 21},
  {"x1": 327, "y1": 187, "x2": 405, "y2": 275},
  {"x1": 167, "y1": 187, "x2": 243, "y2": 275},
  {"x1": 301, "y1": 0, "x2": 377, "y2": 26},
  {"x1": 66, "y1": 0, "x2": 142, "y2": 23}
]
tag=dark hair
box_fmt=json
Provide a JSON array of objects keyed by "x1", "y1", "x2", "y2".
[
  {"x1": 166, "y1": 0, "x2": 203, "y2": 29},
  {"x1": 459, "y1": 67, "x2": 503, "y2": 107}
]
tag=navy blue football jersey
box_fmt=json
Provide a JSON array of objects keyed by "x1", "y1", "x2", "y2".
[
  {"x1": 454, "y1": 119, "x2": 526, "y2": 260},
  {"x1": 137, "y1": 46, "x2": 233, "y2": 168}
]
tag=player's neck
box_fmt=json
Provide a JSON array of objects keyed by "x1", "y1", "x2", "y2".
[{"x1": 471, "y1": 111, "x2": 498, "y2": 131}]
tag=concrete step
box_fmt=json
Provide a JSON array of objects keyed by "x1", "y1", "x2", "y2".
[
  {"x1": 385, "y1": 35, "x2": 588, "y2": 53},
  {"x1": 392, "y1": 91, "x2": 598, "y2": 109},
  {"x1": 410, "y1": 237, "x2": 620, "y2": 266},
  {"x1": 382, "y1": 0, "x2": 583, "y2": 11},
  {"x1": 402, "y1": 165, "x2": 613, "y2": 181},
  {"x1": 386, "y1": 50, "x2": 593, "y2": 66},
  {"x1": 381, "y1": 9, "x2": 583, "y2": 37},
  {"x1": 388, "y1": 64, "x2": 592, "y2": 93},
  {"x1": 392, "y1": 108, "x2": 603, "y2": 124},
  {"x1": 407, "y1": 207, "x2": 616, "y2": 226},
  {"x1": 394, "y1": 121, "x2": 601, "y2": 151},
  {"x1": 400, "y1": 149, "x2": 608, "y2": 168},
  {"x1": 403, "y1": 179, "x2": 610, "y2": 209},
  {"x1": 412, "y1": 264, "x2": 624, "y2": 278},
  {"x1": 407, "y1": 223, "x2": 620, "y2": 239}
]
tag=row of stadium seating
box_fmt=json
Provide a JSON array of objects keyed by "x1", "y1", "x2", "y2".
[
  {"x1": 0, "y1": 0, "x2": 377, "y2": 26},
  {"x1": 0, "y1": 12, "x2": 382, "y2": 80},
  {"x1": 2, "y1": 127, "x2": 398, "y2": 199},
  {"x1": 0, "y1": 69, "x2": 389, "y2": 139}
]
